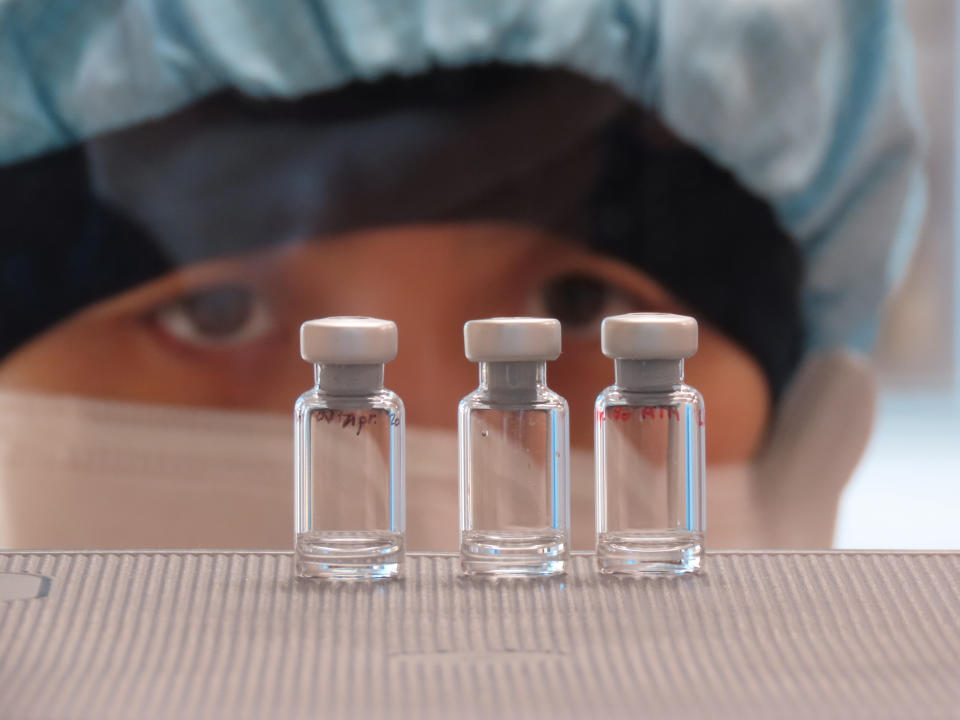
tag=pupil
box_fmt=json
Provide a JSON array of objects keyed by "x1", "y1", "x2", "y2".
[
  {"x1": 543, "y1": 274, "x2": 607, "y2": 327},
  {"x1": 181, "y1": 285, "x2": 253, "y2": 337}
]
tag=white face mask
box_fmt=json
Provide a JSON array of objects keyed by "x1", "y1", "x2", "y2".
[{"x1": 0, "y1": 352, "x2": 873, "y2": 550}]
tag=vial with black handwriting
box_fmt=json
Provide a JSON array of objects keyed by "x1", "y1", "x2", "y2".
[
  {"x1": 595, "y1": 313, "x2": 705, "y2": 575},
  {"x1": 294, "y1": 317, "x2": 405, "y2": 579}
]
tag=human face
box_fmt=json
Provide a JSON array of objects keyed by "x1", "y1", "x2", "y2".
[{"x1": 0, "y1": 221, "x2": 770, "y2": 463}]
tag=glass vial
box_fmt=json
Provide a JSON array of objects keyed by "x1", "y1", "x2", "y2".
[
  {"x1": 294, "y1": 317, "x2": 405, "y2": 579},
  {"x1": 459, "y1": 318, "x2": 570, "y2": 576},
  {"x1": 595, "y1": 313, "x2": 705, "y2": 575}
]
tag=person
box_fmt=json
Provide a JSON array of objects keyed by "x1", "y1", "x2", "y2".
[{"x1": 0, "y1": 0, "x2": 924, "y2": 551}]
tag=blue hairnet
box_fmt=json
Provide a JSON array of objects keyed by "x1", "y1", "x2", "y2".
[{"x1": 0, "y1": 0, "x2": 925, "y2": 353}]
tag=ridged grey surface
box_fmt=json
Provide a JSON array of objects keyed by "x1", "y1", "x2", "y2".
[{"x1": 1, "y1": 551, "x2": 959, "y2": 720}]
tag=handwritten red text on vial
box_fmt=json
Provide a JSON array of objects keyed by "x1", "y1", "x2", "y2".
[
  {"x1": 314, "y1": 409, "x2": 400, "y2": 435},
  {"x1": 596, "y1": 406, "x2": 704, "y2": 426}
]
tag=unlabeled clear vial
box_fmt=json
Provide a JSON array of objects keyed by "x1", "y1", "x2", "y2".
[
  {"x1": 294, "y1": 317, "x2": 405, "y2": 579},
  {"x1": 595, "y1": 313, "x2": 705, "y2": 575},
  {"x1": 459, "y1": 318, "x2": 570, "y2": 576}
]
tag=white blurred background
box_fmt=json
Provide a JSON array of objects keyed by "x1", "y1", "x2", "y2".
[{"x1": 835, "y1": 0, "x2": 960, "y2": 548}]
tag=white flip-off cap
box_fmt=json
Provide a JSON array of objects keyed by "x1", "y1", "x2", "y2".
[
  {"x1": 601, "y1": 313, "x2": 698, "y2": 359},
  {"x1": 300, "y1": 317, "x2": 398, "y2": 364},
  {"x1": 464, "y1": 317, "x2": 561, "y2": 362}
]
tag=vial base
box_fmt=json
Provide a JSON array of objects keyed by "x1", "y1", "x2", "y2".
[
  {"x1": 295, "y1": 531, "x2": 403, "y2": 579},
  {"x1": 460, "y1": 529, "x2": 568, "y2": 577},
  {"x1": 597, "y1": 530, "x2": 703, "y2": 576}
]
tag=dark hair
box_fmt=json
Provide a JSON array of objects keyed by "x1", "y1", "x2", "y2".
[
  {"x1": 588, "y1": 110, "x2": 805, "y2": 398},
  {"x1": 0, "y1": 147, "x2": 171, "y2": 358}
]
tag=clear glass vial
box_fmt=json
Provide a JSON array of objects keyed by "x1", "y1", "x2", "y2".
[
  {"x1": 595, "y1": 313, "x2": 705, "y2": 575},
  {"x1": 459, "y1": 317, "x2": 570, "y2": 576},
  {"x1": 294, "y1": 317, "x2": 405, "y2": 579}
]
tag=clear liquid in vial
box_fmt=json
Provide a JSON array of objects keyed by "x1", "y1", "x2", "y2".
[
  {"x1": 295, "y1": 403, "x2": 403, "y2": 579},
  {"x1": 460, "y1": 405, "x2": 568, "y2": 576},
  {"x1": 596, "y1": 395, "x2": 704, "y2": 575}
]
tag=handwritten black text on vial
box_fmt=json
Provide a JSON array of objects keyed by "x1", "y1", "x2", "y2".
[{"x1": 314, "y1": 409, "x2": 401, "y2": 435}]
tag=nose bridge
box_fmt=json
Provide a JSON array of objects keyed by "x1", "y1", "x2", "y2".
[
  {"x1": 372, "y1": 238, "x2": 478, "y2": 427},
  {"x1": 293, "y1": 228, "x2": 509, "y2": 427},
  {"x1": 389, "y1": 303, "x2": 471, "y2": 429}
]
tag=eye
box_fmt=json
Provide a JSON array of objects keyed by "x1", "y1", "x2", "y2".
[
  {"x1": 151, "y1": 283, "x2": 276, "y2": 348},
  {"x1": 532, "y1": 272, "x2": 637, "y2": 334}
]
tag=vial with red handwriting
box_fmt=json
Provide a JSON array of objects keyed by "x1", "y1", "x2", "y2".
[
  {"x1": 295, "y1": 317, "x2": 405, "y2": 579},
  {"x1": 595, "y1": 313, "x2": 705, "y2": 575},
  {"x1": 459, "y1": 318, "x2": 570, "y2": 576}
]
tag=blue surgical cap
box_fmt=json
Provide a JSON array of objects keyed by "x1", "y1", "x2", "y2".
[{"x1": 0, "y1": 0, "x2": 925, "y2": 353}]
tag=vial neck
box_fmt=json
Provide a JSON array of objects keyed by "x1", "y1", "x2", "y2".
[
  {"x1": 314, "y1": 364, "x2": 384, "y2": 396},
  {"x1": 614, "y1": 359, "x2": 683, "y2": 391},
  {"x1": 479, "y1": 361, "x2": 546, "y2": 403}
]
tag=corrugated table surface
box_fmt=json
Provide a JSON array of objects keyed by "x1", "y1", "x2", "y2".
[{"x1": 1, "y1": 551, "x2": 959, "y2": 720}]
